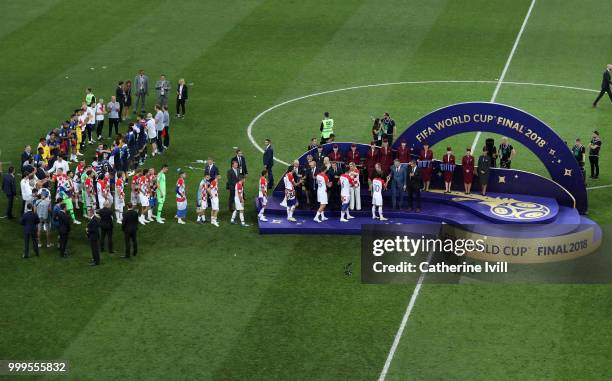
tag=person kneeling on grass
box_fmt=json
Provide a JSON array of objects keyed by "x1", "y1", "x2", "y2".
[
  {"x1": 175, "y1": 171, "x2": 187, "y2": 224},
  {"x1": 231, "y1": 175, "x2": 249, "y2": 227}
]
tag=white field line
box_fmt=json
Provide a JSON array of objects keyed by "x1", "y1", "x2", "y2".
[
  {"x1": 587, "y1": 184, "x2": 612, "y2": 190},
  {"x1": 470, "y1": 0, "x2": 538, "y2": 153},
  {"x1": 377, "y1": 249, "x2": 435, "y2": 381}
]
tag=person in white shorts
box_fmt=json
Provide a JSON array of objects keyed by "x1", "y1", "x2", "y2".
[
  {"x1": 313, "y1": 170, "x2": 331, "y2": 223},
  {"x1": 339, "y1": 168, "x2": 356, "y2": 222},
  {"x1": 114, "y1": 171, "x2": 126, "y2": 223},
  {"x1": 196, "y1": 175, "x2": 209, "y2": 223},
  {"x1": 231, "y1": 175, "x2": 248, "y2": 227},
  {"x1": 371, "y1": 174, "x2": 387, "y2": 221},
  {"x1": 209, "y1": 175, "x2": 220, "y2": 227},
  {"x1": 348, "y1": 162, "x2": 361, "y2": 210},
  {"x1": 258, "y1": 169, "x2": 268, "y2": 221},
  {"x1": 138, "y1": 170, "x2": 150, "y2": 224}
]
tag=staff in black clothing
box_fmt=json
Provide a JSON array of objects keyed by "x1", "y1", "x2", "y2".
[
  {"x1": 2, "y1": 165, "x2": 17, "y2": 219},
  {"x1": 87, "y1": 215, "x2": 101, "y2": 266},
  {"x1": 121, "y1": 203, "x2": 139, "y2": 258},
  {"x1": 21, "y1": 203, "x2": 40, "y2": 258},
  {"x1": 99, "y1": 203, "x2": 114, "y2": 253},
  {"x1": 593, "y1": 64, "x2": 612, "y2": 107},
  {"x1": 589, "y1": 131, "x2": 602, "y2": 179},
  {"x1": 406, "y1": 159, "x2": 421, "y2": 212},
  {"x1": 226, "y1": 160, "x2": 240, "y2": 211},
  {"x1": 57, "y1": 203, "x2": 71, "y2": 257},
  {"x1": 176, "y1": 79, "x2": 188, "y2": 118}
]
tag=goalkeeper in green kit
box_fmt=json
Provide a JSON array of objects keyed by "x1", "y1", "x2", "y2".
[{"x1": 156, "y1": 164, "x2": 169, "y2": 223}]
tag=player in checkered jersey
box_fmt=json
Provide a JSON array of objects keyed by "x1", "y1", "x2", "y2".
[
  {"x1": 196, "y1": 175, "x2": 209, "y2": 224},
  {"x1": 114, "y1": 171, "x2": 126, "y2": 223},
  {"x1": 231, "y1": 175, "x2": 248, "y2": 227},
  {"x1": 283, "y1": 167, "x2": 298, "y2": 222},
  {"x1": 339, "y1": 168, "x2": 356, "y2": 222},
  {"x1": 209, "y1": 174, "x2": 221, "y2": 227},
  {"x1": 257, "y1": 169, "x2": 268, "y2": 222},
  {"x1": 138, "y1": 170, "x2": 151, "y2": 225}
]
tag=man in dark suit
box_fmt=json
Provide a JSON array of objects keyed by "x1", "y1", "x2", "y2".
[
  {"x1": 593, "y1": 64, "x2": 612, "y2": 107},
  {"x1": 231, "y1": 149, "x2": 248, "y2": 177},
  {"x1": 312, "y1": 145, "x2": 325, "y2": 169},
  {"x1": 98, "y1": 202, "x2": 114, "y2": 254},
  {"x1": 204, "y1": 158, "x2": 218, "y2": 180},
  {"x1": 226, "y1": 160, "x2": 240, "y2": 211},
  {"x1": 121, "y1": 203, "x2": 139, "y2": 258},
  {"x1": 387, "y1": 159, "x2": 407, "y2": 210},
  {"x1": 263, "y1": 138, "x2": 274, "y2": 189},
  {"x1": 20, "y1": 203, "x2": 39, "y2": 258},
  {"x1": 2, "y1": 166, "x2": 17, "y2": 219},
  {"x1": 406, "y1": 159, "x2": 422, "y2": 212},
  {"x1": 87, "y1": 215, "x2": 101, "y2": 266},
  {"x1": 56, "y1": 203, "x2": 71, "y2": 258},
  {"x1": 305, "y1": 159, "x2": 318, "y2": 209}
]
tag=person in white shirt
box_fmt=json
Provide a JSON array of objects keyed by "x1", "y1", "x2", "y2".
[
  {"x1": 348, "y1": 162, "x2": 361, "y2": 211},
  {"x1": 47, "y1": 156, "x2": 70, "y2": 175},
  {"x1": 20, "y1": 173, "x2": 34, "y2": 215},
  {"x1": 154, "y1": 105, "x2": 165, "y2": 153},
  {"x1": 371, "y1": 174, "x2": 387, "y2": 221},
  {"x1": 107, "y1": 96, "x2": 121, "y2": 137},
  {"x1": 145, "y1": 113, "x2": 158, "y2": 156},
  {"x1": 95, "y1": 99, "x2": 106, "y2": 140},
  {"x1": 86, "y1": 103, "x2": 96, "y2": 144},
  {"x1": 313, "y1": 169, "x2": 331, "y2": 223}
]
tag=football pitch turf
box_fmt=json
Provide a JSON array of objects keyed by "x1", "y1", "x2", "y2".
[{"x1": 1, "y1": 0, "x2": 612, "y2": 380}]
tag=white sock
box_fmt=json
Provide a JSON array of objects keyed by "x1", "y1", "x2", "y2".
[
  {"x1": 321, "y1": 211, "x2": 326, "y2": 219},
  {"x1": 378, "y1": 206, "x2": 383, "y2": 218},
  {"x1": 258, "y1": 208, "x2": 265, "y2": 217},
  {"x1": 372, "y1": 205, "x2": 376, "y2": 217},
  {"x1": 147, "y1": 209, "x2": 152, "y2": 219},
  {"x1": 286, "y1": 207, "x2": 291, "y2": 218},
  {"x1": 315, "y1": 211, "x2": 320, "y2": 219},
  {"x1": 231, "y1": 210, "x2": 237, "y2": 221},
  {"x1": 202, "y1": 214, "x2": 206, "y2": 222},
  {"x1": 197, "y1": 215, "x2": 201, "y2": 221},
  {"x1": 239, "y1": 212, "x2": 244, "y2": 223}
]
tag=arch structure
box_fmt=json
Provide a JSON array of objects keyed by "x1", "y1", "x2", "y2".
[{"x1": 392, "y1": 102, "x2": 587, "y2": 214}]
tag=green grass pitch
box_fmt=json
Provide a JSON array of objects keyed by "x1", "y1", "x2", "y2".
[{"x1": 1, "y1": 0, "x2": 612, "y2": 380}]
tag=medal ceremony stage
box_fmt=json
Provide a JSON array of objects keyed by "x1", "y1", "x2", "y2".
[{"x1": 257, "y1": 102, "x2": 603, "y2": 263}]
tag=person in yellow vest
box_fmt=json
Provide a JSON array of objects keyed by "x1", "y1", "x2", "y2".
[{"x1": 320, "y1": 111, "x2": 334, "y2": 144}]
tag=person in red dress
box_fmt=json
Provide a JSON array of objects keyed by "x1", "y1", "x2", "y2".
[
  {"x1": 461, "y1": 147, "x2": 474, "y2": 194},
  {"x1": 396, "y1": 140, "x2": 412, "y2": 163},
  {"x1": 328, "y1": 144, "x2": 343, "y2": 164},
  {"x1": 379, "y1": 139, "x2": 394, "y2": 177},
  {"x1": 419, "y1": 142, "x2": 434, "y2": 191},
  {"x1": 442, "y1": 146, "x2": 455, "y2": 193},
  {"x1": 365, "y1": 141, "x2": 379, "y2": 180},
  {"x1": 345, "y1": 143, "x2": 361, "y2": 166}
]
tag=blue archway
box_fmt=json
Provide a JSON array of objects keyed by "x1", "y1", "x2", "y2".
[{"x1": 392, "y1": 102, "x2": 587, "y2": 213}]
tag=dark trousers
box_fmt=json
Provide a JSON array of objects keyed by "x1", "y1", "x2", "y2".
[
  {"x1": 391, "y1": 184, "x2": 404, "y2": 209},
  {"x1": 589, "y1": 155, "x2": 599, "y2": 178},
  {"x1": 100, "y1": 227, "x2": 113, "y2": 252},
  {"x1": 500, "y1": 159, "x2": 511, "y2": 169},
  {"x1": 408, "y1": 187, "x2": 421, "y2": 210},
  {"x1": 96, "y1": 120, "x2": 104, "y2": 138},
  {"x1": 593, "y1": 88, "x2": 612, "y2": 105},
  {"x1": 23, "y1": 232, "x2": 39, "y2": 258},
  {"x1": 90, "y1": 239, "x2": 100, "y2": 264},
  {"x1": 124, "y1": 231, "x2": 137, "y2": 257},
  {"x1": 6, "y1": 194, "x2": 14, "y2": 218},
  {"x1": 108, "y1": 118, "x2": 119, "y2": 137},
  {"x1": 86, "y1": 124, "x2": 94, "y2": 141},
  {"x1": 157, "y1": 132, "x2": 164, "y2": 152},
  {"x1": 228, "y1": 189, "x2": 235, "y2": 211},
  {"x1": 163, "y1": 126, "x2": 170, "y2": 147},
  {"x1": 267, "y1": 167, "x2": 274, "y2": 189},
  {"x1": 176, "y1": 99, "x2": 186, "y2": 115},
  {"x1": 59, "y1": 233, "x2": 68, "y2": 257}
]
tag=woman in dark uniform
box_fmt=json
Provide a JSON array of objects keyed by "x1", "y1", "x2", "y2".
[
  {"x1": 122, "y1": 80, "x2": 132, "y2": 120},
  {"x1": 477, "y1": 146, "x2": 491, "y2": 196},
  {"x1": 442, "y1": 146, "x2": 455, "y2": 193},
  {"x1": 462, "y1": 147, "x2": 474, "y2": 194},
  {"x1": 418, "y1": 142, "x2": 434, "y2": 191}
]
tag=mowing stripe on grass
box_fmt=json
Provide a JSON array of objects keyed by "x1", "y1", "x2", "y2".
[{"x1": 470, "y1": 0, "x2": 538, "y2": 154}]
